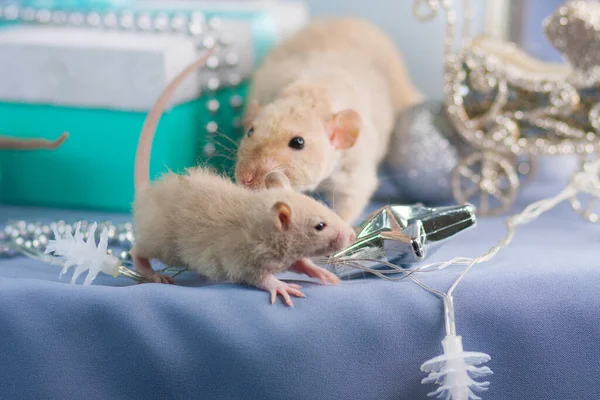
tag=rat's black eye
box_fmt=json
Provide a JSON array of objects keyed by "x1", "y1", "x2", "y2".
[
  {"x1": 314, "y1": 222, "x2": 326, "y2": 231},
  {"x1": 247, "y1": 127, "x2": 254, "y2": 137},
  {"x1": 288, "y1": 136, "x2": 304, "y2": 150}
]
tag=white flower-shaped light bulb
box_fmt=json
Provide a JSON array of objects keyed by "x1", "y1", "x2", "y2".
[
  {"x1": 421, "y1": 335, "x2": 492, "y2": 400},
  {"x1": 45, "y1": 221, "x2": 121, "y2": 285}
]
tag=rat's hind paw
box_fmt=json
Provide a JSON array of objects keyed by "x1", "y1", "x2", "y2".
[
  {"x1": 155, "y1": 274, "x2": 175, "y2": 284},
  {"x1": 257, "y1": 274, "x2": 305, "y2": 307},
  {"x1": 143, "y1": 273, "x2": 174, "y2": 284},
  {"x1": 291, "y1": 259, "x2": 341, "y2": 285},
  {"x1": 132, "y1": 252, "x2": 174, "y2": 284}
]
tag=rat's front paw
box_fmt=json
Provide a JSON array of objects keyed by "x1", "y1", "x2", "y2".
[
  {"x1": 291, "y1": 259, "x2": 341, "y2": 285},
  {"x1": 147, "y1": 273, "x2": 175, "y2": 284},
  {"x1": 257, "y1": 274, "x2": 305, "y2": 307}
]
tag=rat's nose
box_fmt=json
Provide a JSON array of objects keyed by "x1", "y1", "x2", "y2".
[
  {"x1": 334, "y1": 230, "x2": 351, "y2": 250},
  {"x1": 348, "y1": 230, "x2": 356, "y2": 243},
  {"x1": 241, "y1": 171, "x2": 255, "y2": 186}
]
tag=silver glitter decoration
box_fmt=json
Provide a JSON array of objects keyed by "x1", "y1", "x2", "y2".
[
  {"x1": 202, "y1": 36, "x2": 216, "y2": 49},
  {"x1": 544, "y1": 1, "x2": 600, "y2": 74},
  {"x1": 120, "y1": 250, "x2": 132, "y2": 261},
  {"x1": 206, "y1": 121, "x2": 218, "y2": 134},
  {"x1": 206, "y1": 55, "x2": 220, "y2": 70},
  {"x1": 225, "y1": 52, "x2": 239, "y2": 67},
  {"x1": 207, "y1": 77, "x2": 220, "y2": 91},
  {"x1": 0, "y1": 220, "x2": 187, "y2": 283},
  {"x1": 229, "y1": 95, "x2": 244, "y2": 109},
  {"x1": 203, "y1": 143, "x2": 216, "y2": 156},
  {"x1": 0, "y1": 4, "x2": 257, "y2": 99},
  {"x1": 153, "y1": 12, "x2": 170, "y2": 32},
  {"x1": 228, "y1": 74, "x2": 241, "y2": 86},
  {"x1": 119, "y1": 11, "x2": 134, "y2": 29},
  {"x1": 136, "y1": 12, "x2": 152, "y2": 31},
  {"x1": 35, "y1": 9, "x2": 51, "y2": 23},
  {"x1": 68, "y1": 12, "x2": 84, "y2": 26},
  {"x1": 3, "y1": 5, "x2": 19, "y2": 20},
  {"x1": 414, "y1": 0, "x2": 600, "y2": 218},
  {"x1": 86, "y1": 12, "x2": 101, "y2": 27},
  {"x1": 207, "y1": 99, "x2": 220, "y2": 113},
  {"x1": 188, "y1": 20, "x2": 203, "y2": 36},
  {"x1": 0, "y1": 6, "x2": 226, "y2": 47},
  {"x1": 0, "y1": 220, "x2": 135, "y2": 259},
  {"x1": 385, "y1": 101, "x2": 465, "y2": 204},
  {"x1": 170, "y1": 13, "x2": 187, "y2": 32}
]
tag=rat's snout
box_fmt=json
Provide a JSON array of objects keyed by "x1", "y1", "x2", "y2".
[
  {"x1": 236, "y1": 157, "x2": 282, "y2": 190},
  {"x1": 236, "y1": 164, "x2": 261, "y2": 188},
  {"x1": 348, "y1": 229, "x2": 357, "y2": 244},
  {"x1": 240, "y1": 171, "x2": 255, "y2": 186},
  {"x1": 331, "y1": 229, "x2": 353, "y2": 252},
  {"x1": 336, "y1": 231, "x2": 345, "y2": 247},
  {"x1": 242, "y1": 172, "x2": 266, "y2": 190}
]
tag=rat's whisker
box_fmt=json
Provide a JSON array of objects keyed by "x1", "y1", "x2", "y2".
[
  {"x1": 194, "y1": 142, "x2": 235, "y2": 163},
  {"x1": 285, "y1": 160, "x2": 308, "y2": 180},
  {"x1": 195, "y1": 158, "x2": 212, "y2": 170},
  {"x1": 209, "y1": 153, "x2": 237, "y2": 163},
  {"x1": 204, "y1": 152, "x2": 236, "y2": 164},
  {"x1": 211, "y1": 140, "x2": 238, "y2": 156},
  {"x1": 237, "y1": 152, "x2": 264, "y2": 164},
  {"x1": 226, "y1": 164, "x2": 237, "y2": 178},
  {"x1": 270, "y1": 165, "x2": 287, "y2": 175},
  {"x1": 211, "y1": 141, "x2": 239, "y2": 158},
  {"x1": 213, "y1": 129, "x2": 241, "y2": 150}
]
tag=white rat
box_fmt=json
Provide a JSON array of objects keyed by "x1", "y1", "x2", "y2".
[
  {"x1": 130, "y1": 51, "x2": 356, "y2": 306},
  {"x1": 234, "y1": 17, "x2": 423, "y2": 224}
]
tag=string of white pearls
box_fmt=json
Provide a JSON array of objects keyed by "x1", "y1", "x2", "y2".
[{"x1": 1, "y1": 220, "x2": 135, "y2": 261}]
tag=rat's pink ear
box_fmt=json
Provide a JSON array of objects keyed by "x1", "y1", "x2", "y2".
[
  {"x1": 272, "y1": 201, "x2": 292, "y2": 231},
  {"x1": 326, "y1": 109, "x2": 361, "y2": 150},
  {"x1": 265, "y1": 171, "x2": 291, "y2": 190},
  {"x1": 243, "y1": 100, "x2": 260, "y2": 127}
]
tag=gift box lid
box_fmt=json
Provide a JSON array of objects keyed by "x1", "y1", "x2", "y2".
[{"x1": 0, "y1": 0, "x2": 308, "y2": 111}]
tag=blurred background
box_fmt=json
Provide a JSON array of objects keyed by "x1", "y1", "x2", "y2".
[
  {"x1": 0, "y1": 0, "x2": 574, "y2": 213},
  {"x1": 306, "y1": 0, "x2": 566, "y2": 98}
]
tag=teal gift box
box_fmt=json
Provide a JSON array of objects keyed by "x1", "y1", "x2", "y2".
[{"x1": 0, "y1": 0, "x2": 308, "y2": 212}]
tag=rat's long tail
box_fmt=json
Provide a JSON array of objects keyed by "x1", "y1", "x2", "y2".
[
  {"x1": 134, "y1": 48, "x2": 216, "y2": 192},
  {"x1": 0, "y1": 132, "x2": 68, "y2": 150}
]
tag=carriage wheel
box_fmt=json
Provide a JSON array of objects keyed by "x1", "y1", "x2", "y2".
[
  {"x1": 569, "y1": 153, "x2": 600, "y2": 223},
  {"x1": 452, "y1": 152, "x2": 520, "y2": 216}
]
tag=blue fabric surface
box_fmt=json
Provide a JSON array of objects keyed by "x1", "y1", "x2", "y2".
[{"x1": 1, "y1": 157, "x2": 599, "y2": 400}]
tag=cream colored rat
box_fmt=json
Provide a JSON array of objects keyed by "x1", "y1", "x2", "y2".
[
  {"x1": 234, "y1": 17, "x2": 423, "y2": 223},
  {"x1": 130, "y1": 51, "x2": 356, "y2": 306}
]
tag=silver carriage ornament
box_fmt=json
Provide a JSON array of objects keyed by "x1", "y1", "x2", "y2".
[{"x1": 413, "y1": 0, "x2": 600, "y2": 221}]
